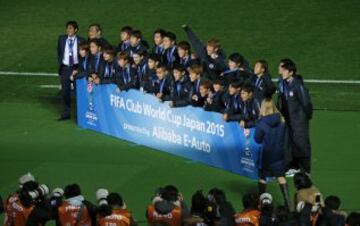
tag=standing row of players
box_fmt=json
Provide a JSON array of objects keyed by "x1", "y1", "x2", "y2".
[{"x1": 62, "y1": 23, "x2": 277, "y2": 128}]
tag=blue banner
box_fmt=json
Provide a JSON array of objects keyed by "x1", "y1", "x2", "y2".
[{"x1": 76, "y1": 78, "x2": 262, "y2": 179}]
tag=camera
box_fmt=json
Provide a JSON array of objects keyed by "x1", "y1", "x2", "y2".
[
  {"x1": 49, "y1": 187, "x2": 64, "y2": 207},
  {"x1": 259, "y1": 193, "x2": 277, "y2": 225},
  {"x1": 96, "y1": 188, "x2": 109, "y2": 206},
  {"x1": 51, "y1": 188, "x2": 64, "y2": 198},
  {"x1": 28, "y1": 184, "x2": 49, "y2": 201},
  {"x1": 260, "y1": 193, "x2": 273, "y2": 207}
]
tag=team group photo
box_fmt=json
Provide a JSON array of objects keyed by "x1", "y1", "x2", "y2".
[{"x1": 0, "y1": 0, "x2": 359, "y2": 226}]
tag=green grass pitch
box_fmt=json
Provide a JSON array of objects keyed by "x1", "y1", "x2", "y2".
[{"x1": 0, "y1": 0, "x2": 360, "y2": 223}]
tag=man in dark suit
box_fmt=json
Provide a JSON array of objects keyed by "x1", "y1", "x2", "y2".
[
  {"x1": 127, "y1": 30, "x2": 148, "y2": 57},
  {"x1": 95, "y1": 45, "x2": 117, "y2": 85},
  {"x1": 252, "y1": 60, "x2": 276, "y2": 103},
  {"x1": 223, "y1": 82, "x2": 243, "y2": 122},
  {"x1": 57, "y1": 21, "x2": 85, "y2": 120},
  {"x1": 114, "y1": 52, "x2": 138, "y2": 91},
  {"x1": 87, "y1": 23, "x2": 109, "y2": 48},
  {"x1": 277, "y1": 59, "x2": 313, "y2": 174},
  {"x1": 161, "y1": 32, "x2": 180, "y2": 69},
  {"x1": 239, "y1": 84, "x2": 260, "y2": 128},
  {"x1": 153, "y1": 64, "x2": 173, "y2": 102},
  {"x1": 169, "y1": 64, "x2": 192, "y2": 107},
  {"x1": 151, "y1": 28, "x2": 166, "y2": 55},
  {"x1": 204, "y1": 79, "x2": 226, "y2": 113},
  {"x1": 188, "y1": 64, "x2": 207, "y2": 107},
  {"x1": 221, "y1": 53, "x2": 252, "y2": 87}
]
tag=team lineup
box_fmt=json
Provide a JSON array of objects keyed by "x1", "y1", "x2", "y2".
[{"x1": 1, "y1": 4, "x2": 359, "y2": 225}]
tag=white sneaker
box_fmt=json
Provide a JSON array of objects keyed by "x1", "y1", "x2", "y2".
[{"x1": 285, "y1": 169, "x2": 301, "y2": 177}]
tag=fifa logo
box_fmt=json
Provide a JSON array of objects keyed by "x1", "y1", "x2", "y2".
[
  {"x1": 85, "y1": 82, "x2": 98, "y2": 126},
  {"x1": 240, "y1": 128, "x2": 255, "y2": 171},
  {"x1": 87, "y1": 82, "x2": 95, "y2": 112},
  {"x1": 243, "y1": 129, "x2": 252, "y2": 157}
]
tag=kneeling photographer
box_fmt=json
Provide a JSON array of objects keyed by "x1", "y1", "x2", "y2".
[
  {"x1": 96, "y1": 188, "x2": 136, "y2": 226},
  {"x1": 146, "y1": 185, "x2": 189, "y2": 226},
  {"x1": 207, "y1": 188, "x2": 235, "y2": 226},
  {"x1": 4, "y1": 172, "x2": 37, "y2": 226},
  {"x1": 28, "y1": 183, "x2": 96, "y2": 226},
  {"x1": 7, "y1": 180, "x2": 50, "y2": 226},
  {"x1": 185, "y1": 190, "x2": 220, "y2": 226}
]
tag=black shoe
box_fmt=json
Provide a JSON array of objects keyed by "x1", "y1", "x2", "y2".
[{"x1": 57, "y1": 114, "x2": 71, "y2": 121}]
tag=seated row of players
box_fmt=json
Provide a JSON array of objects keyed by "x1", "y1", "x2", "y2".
[{"x1": 72, "y1": 26, "x2": 276, "y2": 128}]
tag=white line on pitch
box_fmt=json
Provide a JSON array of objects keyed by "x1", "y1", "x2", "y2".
[{"x1": 40, "y1": 85, "x2": 61, "y2": 89}]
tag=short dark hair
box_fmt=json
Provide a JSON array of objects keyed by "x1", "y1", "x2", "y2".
[
  {"x1": 154, "y1": 28, "x2": 166, "y2": 37},
  {"x1": 213, "y1": 79, "x2": 225, "y2": 86},
  {"x1": 66, "y1": 21, "x2": 79, "y2": 31},
  {"x1": 173, "y1": 63, "x2": 186, "y2": 73},
  {"x1": 22, "y1": 181, "x2": 39, "y2": 192},
  {"x1": 89, "y1": 38, "x2": 101, "y2": 48},
  {"x1": 79, "y1": 43, "x2": 90, "y2": 51},
  {"x1": 191, "y1": 190, "x2": 207, "y2": 214},
  {"x1": 229, "y1": 53, "x2": 244, "y2": 66},
  {"x1": 294, "y1": 172, "x2": 312, "y2": 189},
  {"x1": 161, "y1": 185, "x2": 178, "y2": 202},
  {"x1": 242, "y1": 193, "x2": 258, "y2": 209},
  {"x1": 103, "y1": 45, "x2": 116, "y2": 56},
  {"x1": 256, "y1": 59, "x2": 269, "y2": 74},
  {"x1": 325, "y1": 195, "x2": 341, "y2": 210},
  {"x1": 280, "y1": 58, "x2": 294, "y2": 65},
  {"x1": 88, "y1": 23, "x2": 102, "y2": 34},
  {"x1": 107, "y1": 193, "x2": 124, "y2": 207},
  {"x1": 230, "y1": 82, "x2": 242, "y2": 89},
  {"x1": 241, "y1": 84, "x2": 254, "y2": 93},
  {"x1": 281, "y1": 59, "x2": 297, "y2": 75},
  {"x1": 346, "y1": 212, "x2": 360, "y2": 226},
  {"x1": 156, "y1": 63, "x2": 167, "y2": 71},
  {"x1": 163, "y1": 32, "x2": 176, "y2": 42},
  {"x1": 148, "y1": 53, "x2": 161, "y2": 62},
  {"x1": 132, "y1": 49, "x2": 146, "y2": 57},
  {"x1": 208, "y1": 188, "x2": 226, "y2": 204},
  {"x1": 131, "y1": 30, "x2": 142, "y2": 39},
  {"x1": 64, "y1": 184, "x2": 81, "y2": 199},
  {"x1": 121, "y1": 25, "x2": 133, "y2": 34},
  {"x1": 177, "y1": 41, "x2": 191, "y2": 52},
  {"x1": 200, "y1": 80, "x2": 213, "y2": 90}
]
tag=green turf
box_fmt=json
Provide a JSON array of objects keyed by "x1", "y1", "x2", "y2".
[
  {"x1": 0, "y1": 0, "x2": 360, "y2": 223},
  {"x1": 0, "y1": 0, "x2": 360, "y2": 79}
]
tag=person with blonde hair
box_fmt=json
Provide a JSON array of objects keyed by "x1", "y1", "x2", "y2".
[{"x1": 254, "y1": 98, "x2": 291, "y2": 210}]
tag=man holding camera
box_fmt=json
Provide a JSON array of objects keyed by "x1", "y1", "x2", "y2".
[
  {"x1": 56, "y1": 184, "x2": 96, "y2": 226},
  {"x1": 95, "y1": 188, "x2": 135, "y2": 226},
  {"x1": 146, "y1": 185, "x2": 189, "y2": 226},
  {"x1": 5, "y1": 180, "x2": 49, "y2": 226},
  {"x1": 27, "y1": 183, "x2": 97, "y2": 226}
]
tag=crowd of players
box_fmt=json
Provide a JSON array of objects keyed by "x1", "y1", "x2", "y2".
[
  {"x1": 58, "y1": 21, "x2": 313, "y2": 175},
  {"x1": 1, "y1": 172, "x2": 359, "y2": 226}
]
